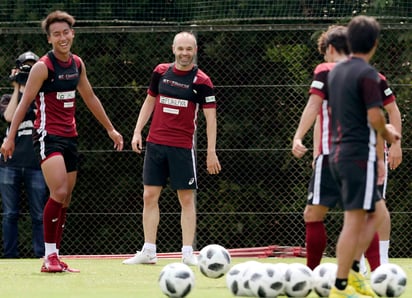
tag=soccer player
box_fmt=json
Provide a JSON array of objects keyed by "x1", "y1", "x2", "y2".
[
  {"x1": 293, "y1": 25, "x2": 350, "y2": 269},
  {"x1": 327, "y1": 16, "x2": 400, "y2": 297},
  {"x1": 293, "y1": 24, "x2": 402, "y2": 276},
  {"x1": 0, "y1": 10, "x2": 124, "y2": 272},
  {"x1": 122, "y1": 32, "x2": 221, "y2": 266},
  {"x1": 359, "y1": 72, "x2": 402, "y2": 275}
]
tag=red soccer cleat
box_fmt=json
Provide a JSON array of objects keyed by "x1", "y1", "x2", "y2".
[
  {"x1": 60, "y1": 260, "x2": 80, "y2": 273},
  {"x1": 41, "y1": 252, "x2": 63, "y2": 273}
]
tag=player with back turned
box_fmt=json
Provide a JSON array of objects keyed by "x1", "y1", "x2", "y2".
[{"x1": 327, "y1": 16, "x2": 400, "y2": 297}]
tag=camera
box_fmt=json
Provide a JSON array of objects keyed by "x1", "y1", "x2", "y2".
[
  {"x1": 8, "y1": 51, "x2": 39, "y2": 85},
  {"x1": 9, "y1": 64, "x2": 32, "y2": 85}
]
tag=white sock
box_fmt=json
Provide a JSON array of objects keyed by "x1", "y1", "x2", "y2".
[
  {"x1": 45, "y1": 243, "x2": 57, "y2": 258},
  {"x1": 380, "y1": 240, "x2": 390, "y2": 264},
  {"x1": 359, "y1": 254, "x2": 367, "y2": 273},
  {"x1": 182, "y1": 246, "x2": 193, "y2": 256},
  {"x1": 143, "y1": 243, "x2": 156, "y2": 254}
]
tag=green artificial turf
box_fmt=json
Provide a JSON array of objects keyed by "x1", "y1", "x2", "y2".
[{"x1": 0, "y1": 257, "x2": 410, "y2": 297}]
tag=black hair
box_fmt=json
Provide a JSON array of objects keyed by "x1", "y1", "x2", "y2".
[{"x1": 347, "y1": 15, "x2": 380, "y2": 54}]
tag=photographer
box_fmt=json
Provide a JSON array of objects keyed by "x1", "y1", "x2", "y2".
[{"x1": 0, "y1": 51, "x2": 48, "y2": 258}]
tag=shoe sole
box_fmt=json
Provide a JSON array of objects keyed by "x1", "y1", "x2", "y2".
[
  {"x1": 40, "y1": 266, "x2": 64, "y2": 273},
  {"x1": 63, "y1": 267, "x2": 81, "y2": 273}
]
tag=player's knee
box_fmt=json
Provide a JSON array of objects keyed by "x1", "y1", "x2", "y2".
[{"x1": 304, "y1": 206, "x2": 326, "y2": 222}]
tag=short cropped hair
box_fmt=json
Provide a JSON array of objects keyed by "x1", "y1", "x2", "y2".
[
  {"x1": 173, "y1": 31, "x2": 197, "y2": 47},
  {"x1": 317, "y1": 25, "x2": 349, "y2": 56},
  {"x1": 347, "y1": 15, "x2": 380, "y2": 54},
  {"x1": 41, "y1": 10, "x2": 75, "y2": 36}
]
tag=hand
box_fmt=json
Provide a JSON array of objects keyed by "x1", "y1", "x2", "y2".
[
  {"x1": 108, "y1": 129, "x2": 123, "y2": 151},
  {"x1": 382, "y1": 124, "x2": 401, "y2": 145},
  {"x1": 292, "y1": 138, "x2": 308, "y2": 158},
  {"x1": 207, "y1": 152, "x2": 221, "y2": 175},
  {"x1": 131, "y1": 131, "x2": 143, "y2": 154},
  {"x1": 0, "y1": 138, "x2": 15, "y2": 161},
  {"x1": 388, "y1": 142, "x2": 402, "y2": 170},
  {"x1": 10, "y1": 68, "x2": 19, "y2": 85},
  {"x1": 377, "y1": 159, "x2": 386, "y2": 185}
]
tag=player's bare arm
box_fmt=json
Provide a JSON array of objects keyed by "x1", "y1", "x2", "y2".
[
  {"x1": 131, "y1": 94, "x2": 156, "y2": 154},
  {"x1": 292, "y1": 94, "x2": 323, "y2": 158},
  {"x1": 77, "y1": 60, "x2": 124, "y2": 151},
  {"x1": 368, "y1": 107, "x2": 401, "y2": 145},
  {"x1": 203, "y1": 107, "x2": 221, "y2": 175},
  {"x1": 384, "y1": 101, "x2": 402, "y2": 169}
]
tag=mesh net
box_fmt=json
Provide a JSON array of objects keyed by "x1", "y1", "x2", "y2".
[
  {"x1": 0, "y1": 0, "x2": 411, "y2": 25},
  {"x1": 0, "y1": 3, "x2": 411, "y2": 259}
]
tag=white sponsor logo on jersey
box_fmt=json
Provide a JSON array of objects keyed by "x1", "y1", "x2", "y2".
[
  {"x1": 384, "y1": 87, "x2": 393, "y2": 97},
  {"x1": 163, "y1": 107, "x2": 179, "y2": 115},
  {"x1": 311, "y1": 80, "x2": 324, "y2": 90},
  {"x1": 205, "y1": 95, "x2": 216, "y2": 103},
  {"x1": 56, "y1": 90, "x2": 75, "y2": 100},
  {"x1": 64, "y1": 102, "x2": 74, "y2": 108},
  {"x1": 160, "y1": 96, "x2": 188, "y2": 107}
]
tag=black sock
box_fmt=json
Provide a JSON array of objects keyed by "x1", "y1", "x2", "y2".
[
  {"x1": 335, "y1": 278, "x2": 348, "y2": 290},
  {"x1": 352, "y1": 260, "x2": 360, "y2": 272}
]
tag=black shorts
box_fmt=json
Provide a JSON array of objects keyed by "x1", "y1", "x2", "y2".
[
  {"x1": 307, "y1": 154, "x2": 341, "y2": 208},
  {"x1": 143, "y1": 142, "x2": 197, "y2": 190},
  {"x1": 329, "y1": 159, "x2": 381, "y2": 211},
  {"x1": 33, "y1": 132, "x2": 79, "y2": 173}
]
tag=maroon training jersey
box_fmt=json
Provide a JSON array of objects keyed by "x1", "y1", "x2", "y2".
[
  {"x1": 309, "y1": 62, "x2": 395, "y2": 156},
  {"x1": 379, "y1": 73, "x2": 396, "y2": 106},
  {"x1": 34, "y1": 51, "x2": 82, "y2": 137},
  {"x1": 146, "y1": 63, "x2": 216, "y2": 149},
  {"x1": 309, "y1": 62, "x2": 335, "y2": 155}
]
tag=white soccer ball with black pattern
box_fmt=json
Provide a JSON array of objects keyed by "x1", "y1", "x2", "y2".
[
  {"x1": 198, "y1": 244, "x2": 231, "y2": 278},
  {"x1": 312, "y1": 262, "x2": 337, "y2": 297},
  {"x1": 371, "y1": 263, "x2": 407, "y2": 297},
  {"x1": 248, "y1": 262, "x2": 285, "y2": 297},
  {"x1": 158, "y1": 262, "x2": 195, "y2": 298},
  {"x1": 284, "y1": 263, "x2": 313, "y2": 297},
  {"x1": 226, "y1": 261, "x2": 259, "y2": 296}
]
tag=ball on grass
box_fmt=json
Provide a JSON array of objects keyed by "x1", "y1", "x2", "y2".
[
  {"x1": 158, "y1": 262, "x2": 195, "y2": 298},
  {"x1": 284, "y1": 263, "x2": 313, "y2": 297},
  {"x1": 371, "y1": 263, "x2": 407, "y2": 297},
  {"x1": 312, "y1": 262, "x2": 337, "y2": 297},
  {"x1": 198, "y1": 244, "x2": 231, "y2": 279}
]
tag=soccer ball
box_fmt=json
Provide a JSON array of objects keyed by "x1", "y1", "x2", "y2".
[
  {"x1": 312, "y1": 263, "x2": 337, "y2": 297},
  {"x1": 226, "y1": 261, "x2": 259, "y2": 296},
  {"x1": 371, "y1": 263, "x2": 407, "y2": 297},
  {"x1": 284, "y1": 263, "x2": 313, "y2": 297},
  {"x1": 198, "y1": 244, "x2": 231, "y2": 278},
  {"x1": 272, "y1": 262, "x2": 289, "y2": 295},
  {"x1": 248, "y1": 262, "x2": 285, "y2": 297},
  {"x1": 158, "y1": 263, "x2": 195, "y2": 298}
]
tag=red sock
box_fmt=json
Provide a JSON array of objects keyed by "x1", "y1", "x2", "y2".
[
  {"x1": 43, "y1": 198, "x2": 63, "y2": 243},
  {"x1": 56, "y1": 207, "x2": 68, "y2": 250},
  {"x1": 305, "y1": 221, "x2": 327, "y2": 270},
  {"x1": 365, "y1": 232, "x2": 380, "y2": 271}
]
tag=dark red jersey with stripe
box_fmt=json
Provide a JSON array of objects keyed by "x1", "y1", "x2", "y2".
[
  {"x1": 34, "y1": 51, "x2": 82, "y2": 137},
  {"x1": 378, "y1": 73, "x2": 396, "y2": 106},
  {"x1": 146, "y1": 63, "x2": 216, "y2": 149},
  {"x1": 309, "y1": 62, "x2": 395, "y2": 156},
  {"x1": 309, "y1": 62, "x2": 335, "y2": 155}
]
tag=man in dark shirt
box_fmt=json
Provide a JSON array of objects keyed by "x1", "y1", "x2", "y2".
[
  {"x1": 328, "y1": 16, "x2": 400, "y2": 298},
  {"x1": 0, "y1": 52, "x2": 47, "y2": 259}
]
